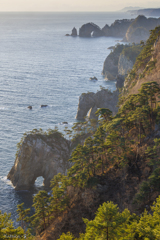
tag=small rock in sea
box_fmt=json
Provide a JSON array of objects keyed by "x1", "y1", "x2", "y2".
[
  {"x1": 41, "y1": 105, "x2": 48, "y2": 108},
  {"x1": 28, "y1": 106, "x2": 32, "y2": 110},
  {"x1": 62, "y1": 122, "x2": 68, "y2": 124},
  {"x1": 65, "y1": 34, "x2": 70, "y2": 36},
  {"x1": 90, "y1": 76, "x2": 98, "y2": 80},
  {"x1": 71, "y1": 27, "x2": 77, "y2": 37}
]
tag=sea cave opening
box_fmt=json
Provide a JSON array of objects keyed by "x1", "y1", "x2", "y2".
[{"x1": 34, "y1": 176, "x2": 44, "y2": 187}]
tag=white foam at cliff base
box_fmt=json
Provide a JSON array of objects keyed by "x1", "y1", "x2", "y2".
[{"x1": 0, "y1": 176, "x2": 14, "y2": 188}]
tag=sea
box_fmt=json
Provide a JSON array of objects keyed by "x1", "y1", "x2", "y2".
[{"x1": 0, "y1": 11, "x2": 136, "y2": 223}]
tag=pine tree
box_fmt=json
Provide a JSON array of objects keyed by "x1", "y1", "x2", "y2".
[
  {"x1": 16, "y1": 203, "x2": 30, "y2": 231},
  {"x1": 32, "y1": 190, "x2": 50, "y2": 231},
  {"x1": 83, "y1": 201, "x2": 130, "y2": 240}
]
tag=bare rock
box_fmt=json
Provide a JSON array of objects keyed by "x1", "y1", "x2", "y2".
[
  {"x1": 87, "y1": 105, "x2": 98, "y2": 120},
  {"x1": 118, "y1": 54, "x2": 134, "y2": 75},
  {"x1": 7, "y1": 133, "x2": 72, "y2": 190},
  {"x1": 76, "y1": 89, "x2": 119, "y2": 120},
  {"x1": 79, "y1": 22, "x2": 104, "y2": 38},
  {"x1": 90, "y1": 76, "x2": 98, "y2": 80},
  {"x1": 102, "y1": 19, "x2": 133, "y2": 38},
  {"x1": 124, "y1": 15, "x2": 160, "y2": 43},
  {"x1": 41, "y1": 105, "x2": 48, "y2": 108},
  {"x1": 71, "y1": 27, "x2": 77, "y2": 36},
  {"x1": 116, "y1": 75, "x2": 125, "y2": 89}
]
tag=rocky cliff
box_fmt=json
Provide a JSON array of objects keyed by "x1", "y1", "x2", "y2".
[
  {"x1": 36, "y1": 27, "x2": 160, "y2": 240},
  {"x1": 7, "y1": 132, "x2": 72, "y2": 190},
  {"x1": 76, "y1": 89, "x2": 119, "y2": 120},
  {"x1": 102, "y1": 44, "x2": 141, "y2": 80},
  {"x1": 79, "y1": 23, "x2": 104, "y2": 38},
  {"x1": 71, "y1": 16, "x2": 160, "y2": 43},
  {"x1": 118, "y1": 53, "x2": 134, "y2": 75},
  {"x1": 102, "y1": 19, "x2": 133, "y2": 38},
  {"x1": 124, "y1": 15, "x2": 160, "y2": 43},
  {"x1": 123, "y1": 27, "x2": 160, "y2": 94}
]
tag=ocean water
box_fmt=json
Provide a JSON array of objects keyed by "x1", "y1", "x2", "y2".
[{"x1": 0, "y1": 12, "x2": 134, "y2": 222}]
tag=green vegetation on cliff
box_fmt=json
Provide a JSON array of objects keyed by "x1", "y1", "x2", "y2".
[
  {"x1": 58, "y1": 197, "x2": 160, "y2": 240},
  {"x1": 13, "y1": 81, "x2": 160, "y2": 238},
  {"x1": 120, "y1": 44, "x2": 141, "y2": 63},
  {"x1": 3, "y1": 26, "x2": 160, "y2": 240},
  {"x1": 126, "y1": 26, "x2": 160, "y2": 88}
]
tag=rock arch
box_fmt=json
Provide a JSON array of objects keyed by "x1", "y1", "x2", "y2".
[
  {"x1": 76, "y1": 89, "x2": 119, "y2": 120},
  {"x1": 7, "y1": 133, "x2": 72, "y2": 190},
  {"x1": 79, "y1": 22, "x2": 104, "y2": 37}
]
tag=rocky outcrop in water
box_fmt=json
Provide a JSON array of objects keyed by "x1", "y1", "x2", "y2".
[
  {"x1": 76, "y1": 89, "x2": 119, "y2": 120},
  {"x1": 71, "y1": 27, "x2": 77, "y2": 36},
  {"x1": 7, "y1": 132, "x2": 72, "y2": 190},
  {"x1": 68, "y1": 16, "x2": 160, "y2": 41},
  {"x1": 116, "y1": 75, "x2": 125, "y2": 89},
  {"x1": 79, "y1": 23, "x2": 104, "y2": 38}
]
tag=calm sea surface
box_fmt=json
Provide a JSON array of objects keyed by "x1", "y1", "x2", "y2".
[{"x1": 0, "y1": 12, "x2": 134, "y2": 222}]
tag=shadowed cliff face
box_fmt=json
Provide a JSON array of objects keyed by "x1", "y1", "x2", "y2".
[
  {"x1": 79, "y1": 23, "x2": 104, "y2": 37},
  {"x1": 102, "y1": 19, "x2": 133, "y2": 38},
  {"x1": 7, "y1": 133, "x2": 72, "y2": 190},
  {"x1": 124, "y1": 15, "x2": 160, "y2": 43},
  {"x1": 76, "y1": 89, "x2": 119, "y2": 120}
]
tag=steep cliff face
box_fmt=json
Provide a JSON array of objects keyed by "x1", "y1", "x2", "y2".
[
  {"x1": 36, "y1": 27, "x2": 160, "y2": 240},
  {"x1": 7, "y1": 132, "x2": 72, "y2": 190},
  {"x1": 102, "y1": 44, "x2": 125, "y2": 80},
  {"x1": 124, "y1": 15, "x2": 160, "y2": 43},
  {"x1": 76, "y1": 89, "x2": 119, "y2": 120},
  {"x1": 124, "y1": 29, "x2": 160, "y2": 94},
  {"x1": 102, "y1": 44, "x2": 141, "y2": 80},
  {"x1": 118, "y1": 54, "x2": 134, "y2": 75},
  {"x1": 102, "y1": 19, "x2": 133, "y2": 38},
  {"x1": 71, "y1": 27, "x2": 77, "y2": 36}
]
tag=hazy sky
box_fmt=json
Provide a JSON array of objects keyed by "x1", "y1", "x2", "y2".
[{"x1": 0, "y1": 0, "x2": 159, "y2": 12}]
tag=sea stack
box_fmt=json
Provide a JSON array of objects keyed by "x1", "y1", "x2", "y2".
[{"x1": 71, "y1": 27, "x2": 77, "y2": 36}]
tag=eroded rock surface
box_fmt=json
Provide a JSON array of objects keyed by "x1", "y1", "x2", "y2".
[
  {"x1": 118, "y1": 54, "x2": 134, "y2": 75},
  {"x1": 79, "y1": 23, "x2": 104, "y2": 38},
  {"x1": 124, "y1": 15, "x2": 160, "y2": 43},
  {"x1": 102, "y1": 19, "x2": 133, "y2": 38},
  {"x1": 76, "y1": 89, "x2": 119, "y2": 120},
  {"x1": 102, "y1": 44, "x2": 125, "y2": 80},
  {"x1": 71, "y1": 27, "x2": 77, "y2": 36},
  {"x1": 7, "y1": 132, "x2": 72, "y2": 190}
]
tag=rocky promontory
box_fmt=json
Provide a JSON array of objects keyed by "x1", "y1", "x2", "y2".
[
  {"x1": 79, "y1": 22, "x2": 104, "y2": 37},
  {"x1": 7, "y1": 132, "x2": 72, "y2": 190},
  {"x1": 102, "y1": 19, "x2": 134, "y2": 38},
  {"x1": 68, "y1": 15, "x2": 160, "y2": 43},
  {"x1": 102, "y1": 43, "x2": 141, "y2": 80},
  {"x1": 76, "y1": 89, "x2": 119, "y2": 120},
  {"x1": 123, "y1": 15, "x2": 160, "y2": 43}
]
